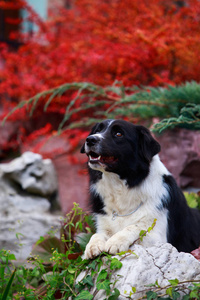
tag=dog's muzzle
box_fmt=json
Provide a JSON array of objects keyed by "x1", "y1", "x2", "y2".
[{"x1": 84, "y1": 135, "x2": 117, "y2": 167}]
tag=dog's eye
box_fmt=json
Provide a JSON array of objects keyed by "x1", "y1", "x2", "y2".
[{"x1": 115, "y1": 132, "x2": 123, "y2": 137}]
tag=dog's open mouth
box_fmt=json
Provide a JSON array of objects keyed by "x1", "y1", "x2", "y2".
[{"x1": 88, "y1": 151, "x2": 117, "y2": 164}]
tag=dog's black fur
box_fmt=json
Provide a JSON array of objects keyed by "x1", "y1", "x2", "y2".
[
  {"x1": 162, "y1": 175, "x2": 200, "y2": 252},
  {"x1": 81, "y1": 119, "x2": 200, "y2": 253}
]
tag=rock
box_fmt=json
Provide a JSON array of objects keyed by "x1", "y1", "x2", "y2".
[
  {"x1": 0, "y1": 152, "x2": 61, "y2": 259},
  {"x1": 78, "y1": 243, "x2": 200, "y2": 299},
  {"x1": 157, "y1": 128, "x2": 200, "y2": 188},
  {"x1": 191, "y1": 246, "x2": 200, "y2": 262},
  {"x1": 53, "y1": 152, "x2": 89, "y2": 214},
  {"x1": 21, "y1": 133, "x2": 71, "y2": 160},
  {"x1": 0, "y1": 211, "x2": 61, "y2": 260},
  {"x1": 0, "y1": 151, "x2": 58, "y2": 196}
]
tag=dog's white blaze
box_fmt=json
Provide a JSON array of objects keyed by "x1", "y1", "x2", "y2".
[
  {"x1": 91, "y1": 133, "x2": 105, "y2": 139},
  {"x1": 107, "y1": 120, "x2": 115, "y2": 127},
  {"x1": 91, "y1": 155, "x2": 170, "y2": 247},
  {"x1": 89, "y1": 120, "x2": 114, "y2": 140},
  {"x1": 85, "y1": 120, "x2": 115, "y2": 159}
]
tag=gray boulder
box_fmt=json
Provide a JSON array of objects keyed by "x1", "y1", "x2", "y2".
[
  {"x1": 0, "y1": 152, "x2": 61, "y2": 259},
  {"x1": 78, "y1": 243, "x2": 200, "y2": 299},
  {"x1": 0, "y1": 151, "x2": 58, "y2": 196}
]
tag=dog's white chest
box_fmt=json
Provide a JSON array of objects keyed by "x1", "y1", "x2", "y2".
[
  {"x1": 92, "y1": 172, "x2": 141, "y2": 214},
  {"x1": 91, "y1": 158, "x2": 169, "y2": 244}
]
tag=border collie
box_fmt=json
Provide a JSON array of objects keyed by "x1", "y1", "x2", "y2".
[{"x1": 81, "y1": 119, "x2": 200, "y2": 259}]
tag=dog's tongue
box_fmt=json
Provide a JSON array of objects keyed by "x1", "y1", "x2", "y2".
[{"x1": 100, "y1": 156, "x2": 116, "y2": 163}]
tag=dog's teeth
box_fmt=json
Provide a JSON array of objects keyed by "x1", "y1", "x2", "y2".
[{"x1": 89, "y1": 155, "x2": 101, "y2": 161}]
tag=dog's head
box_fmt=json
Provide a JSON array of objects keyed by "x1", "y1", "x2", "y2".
[{"x1": 81, "y1": 119, "x2": 160, "y2": 185}]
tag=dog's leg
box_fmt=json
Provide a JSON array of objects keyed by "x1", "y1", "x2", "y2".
[
  {"x1": 84, "y1": 233, "x2": 107, "y2": 259},
  {"x1": 105, "y1": 224, "x2": 149, "y2": 255}
]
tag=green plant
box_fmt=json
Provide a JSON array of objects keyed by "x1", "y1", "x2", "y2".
[
  {"x1": 153, "y1": 103, "x2": 200, "y2": 133},
  {"x1": 31, "y1": 203, "x2": 95, "y2": 263},
  {"x1": 0, "y1": 203, "x2": 123, "y2": 299},
  {"x1": 0, "y1": 249, "x2": 37, "y2": 300},
  {"x1": 127, "y1": 278, "x2": 200, "y2": 299},
  {"x1": 184, "y1": 192, "x2": 200, "y2": 210},
  {"x1": 2, "y1": 81, "x2": 200, "y2": 137},
  {"x1": 0, "y1": 202, "x2": 200, "y2": 299}
]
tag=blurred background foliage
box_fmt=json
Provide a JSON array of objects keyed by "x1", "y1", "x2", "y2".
[{"x1": 0, "y1": 0, "x2": 200, "y2": 159}]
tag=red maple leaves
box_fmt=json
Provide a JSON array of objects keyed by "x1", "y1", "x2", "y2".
[{"x1": 1, "y1": 0, "x2": 200, "y2": 158}]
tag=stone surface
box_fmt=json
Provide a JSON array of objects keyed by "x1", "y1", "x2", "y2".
[
  {"x1": 157, "y1": 128, "x2": 200, "y2": 188},
  {"x1": 1, "y1": 151, "x2": 58, "y2": 196},
  {"x1": 0, "y1": 152, "x2": 61, "y2": 259},
  {"x1": 0, "y1": 211, "x2": 61, "y2": 260},
  {"x1": 78, "y1": 243, "x2": 200, "y2": 299},
  {"x1": 53, "y1": 152, "x2": 88, "y2": 214},
  {"x1": 191, "y1": 246, "x2": 200, "y2": 262}
]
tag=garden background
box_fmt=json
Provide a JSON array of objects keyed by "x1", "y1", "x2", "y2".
[{"x1": 1, "y1": 1, "x2": 200, "y2": 299}]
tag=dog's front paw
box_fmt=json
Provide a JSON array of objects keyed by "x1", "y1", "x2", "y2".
[
  {"x1": 105, "y1": 235, "x2": 130, "y2": 255},
  {"x1": 84, "y1": 234, "x2": 106, "y2": 259}
]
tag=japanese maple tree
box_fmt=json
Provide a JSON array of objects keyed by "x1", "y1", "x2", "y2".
[{"x1": 0, "y1": 0, "x2": 200, "y2": 158}]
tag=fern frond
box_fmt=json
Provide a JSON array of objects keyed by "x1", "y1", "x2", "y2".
[
  {"x1": 152, "y1": 103, "x2": 200, "y2": 132},
  {"x1": 2, "y1": 81, "x2": 200, "y2": 133}
]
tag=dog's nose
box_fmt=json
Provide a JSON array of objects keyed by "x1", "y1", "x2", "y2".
[{"x1": 86, "y1": 135, "x2": 100, "y2": 147}]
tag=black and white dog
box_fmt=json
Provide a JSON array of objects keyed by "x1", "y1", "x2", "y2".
[{"x1": 81, "y1": 119, "x2": 200, "y2": 259}]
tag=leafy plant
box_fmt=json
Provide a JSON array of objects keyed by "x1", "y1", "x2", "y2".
[
  {"x1": 0, "y1": 249, "x2": 37, "y2": 300},
  {"x1": 3, "y1": 0, "x2": 200, "y2": 94},
  {"x1": 31, "y1": 203, "x2": 95, "y2": 263},
  {"x1": 0, "y1": 203, "x2": 124, "y2": 299},
  {"x1": 153, "y1": 103, "x2": 200, "y2": 132},
  {"x1": 1, "y1": 269, "x2": 16, "y2": 300},
  {"x1": 2, "y1": 81, "x2": 200, "y2": 142},
  {"x1": 130, "y1": 278, "x2": 200, "y2": 299},
  {"x1": 1, "y1": 202, "x2": 200, "y2": 299},
  {"x1": 139, "y1": 219, "x2": 157, "y2": 242},
  {"x1": 184, "y1": 192, "x2": 200, "y2": 210}
]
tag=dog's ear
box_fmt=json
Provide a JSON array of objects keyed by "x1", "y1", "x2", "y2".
[
  {"x1": 137, "y1": 126, "x2": 160, "y2": 162},
  {"x1": 80, "y1": 144, "x2": 85, "y2": 153},
  {"x1": 80, "y1": 123, "x2": 100, "y2": 154}
]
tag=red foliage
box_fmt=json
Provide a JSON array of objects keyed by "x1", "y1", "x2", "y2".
[{"x1": 1, "y1": 0, "x2": 200, "y2": 158}]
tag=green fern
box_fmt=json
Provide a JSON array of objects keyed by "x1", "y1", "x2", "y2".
[
  {"x1": 152, "y1": 103, "x2": 200, "y2": 133},
  {"x1": 2, "y1": 81, "x2": 200, "y2": 133}
]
